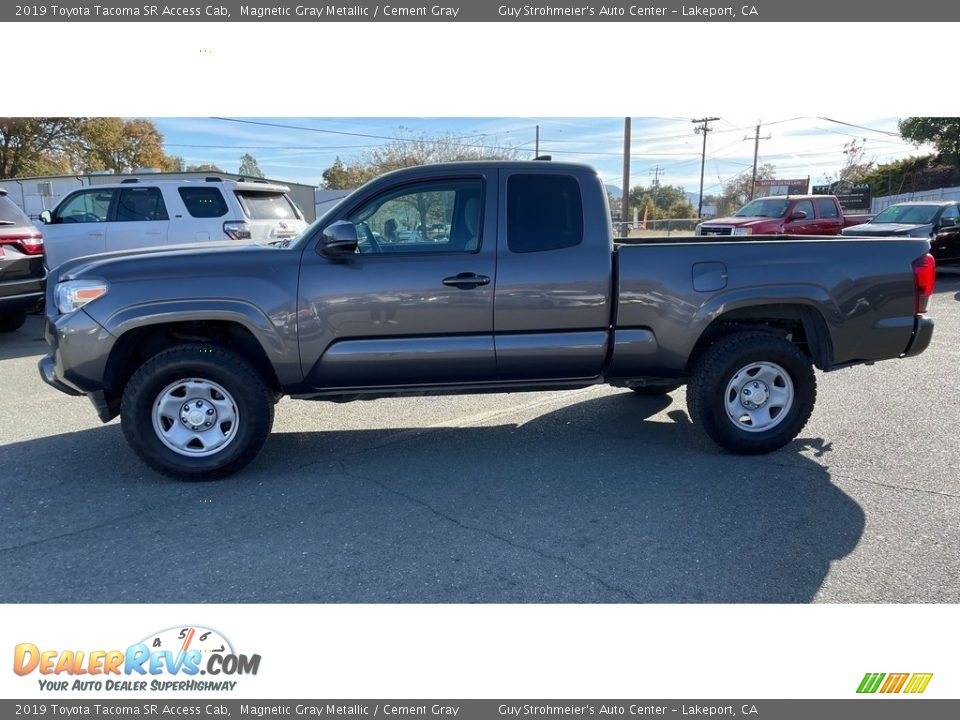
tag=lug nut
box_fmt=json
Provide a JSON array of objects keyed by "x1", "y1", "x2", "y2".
[
  {"x1": 205, "y1": 421, "x2": 212, "y2": 427},
  {"x1": 196, "y1": 401, "x2": 203, "y2": 408},
  {"x1": 206, "y1": 409, "x2": 214, "y2": 415}
]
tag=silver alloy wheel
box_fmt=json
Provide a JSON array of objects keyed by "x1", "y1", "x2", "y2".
[
  {"x1": 723, "y1": 361, "x2": 795, "y2": 433},
  {"x1": 151, "y1": 378, "x2": 240, "y2": 457}
]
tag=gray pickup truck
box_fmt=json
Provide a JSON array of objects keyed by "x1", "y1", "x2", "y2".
[{"x1": 39, "y1": 161, "x2": 936, "y2": 479}]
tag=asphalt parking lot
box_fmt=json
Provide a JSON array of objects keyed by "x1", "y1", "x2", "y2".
[{"x1": 1, "y1": 273, "x2": 958, "y2": 604}]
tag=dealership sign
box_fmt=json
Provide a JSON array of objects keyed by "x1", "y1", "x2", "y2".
[
  {"x1": 754, "y1": 178, "x2": 809, "y2": 196},
  {"x1": 812, "y1": 181, "x2": 872, "y2": 211}
]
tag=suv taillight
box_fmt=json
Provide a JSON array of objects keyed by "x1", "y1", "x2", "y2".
[
  {"x1": 912, "y1": 253, "x2": 936, "y2": 313},
  {"x1": 0, "y1": 232, "x2": 44, "y2": 256},
  {"x1": 223, "y1": 221, "x2": 251, "y2": 241}
]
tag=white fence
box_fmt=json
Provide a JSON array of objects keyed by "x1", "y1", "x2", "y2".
[{"x1": 872, "y1": 185, "x2": 960, "y2": 213}]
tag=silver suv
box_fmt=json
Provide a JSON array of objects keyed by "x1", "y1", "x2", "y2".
[{"x1": 39, "y1": 178, "x2": 307, "y2": 269}]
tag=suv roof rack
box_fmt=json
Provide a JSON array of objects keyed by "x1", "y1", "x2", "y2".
[
  {"x1": 120, "y1": 178, "x2": 140, "y2": 183},
  {"x1": 534, "y1": 155, "x2": 552, "y2": 161},
  {"x1": 205, "y1": 177, "x2": 223, "y2": 182}
]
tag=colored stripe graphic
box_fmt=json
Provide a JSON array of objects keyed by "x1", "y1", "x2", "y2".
[
  {"x1": 904, "y1": 673, "x2": 933, "y2": 694},
  {"x1": 857, "y1": 672, "x2": 932, "y2": 694},
  {"x1": 880, "y1": 673, "x2": 909, "y2": 693},
  {"x1": 857, "y1": 673, "x2": 885, "y2": 693}
]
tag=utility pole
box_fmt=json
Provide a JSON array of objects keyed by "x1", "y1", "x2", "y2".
[
  {"x1": 535, "y1": 124, "x2": 540, "y2": 157},
  {"x1": 745, "y1": 123, "x2": 771, "y2": 200},
  {"x1": 692, "y1": 117, "x2": 719, "y2": 219},
  {"x1": 621, "y1": 117, "x2": 631, "y2": 238},
  {"x1": 649, "y1": 165, "x2": 665, "y2": 210}
]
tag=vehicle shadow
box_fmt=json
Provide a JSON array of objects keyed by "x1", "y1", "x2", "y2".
[{"x1": 0, "y1": 392, "x2": 863, "y2": 604}]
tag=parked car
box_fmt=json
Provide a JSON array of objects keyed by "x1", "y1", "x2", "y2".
[
  {"x1": 842, "y1": 201, "x2": 960, "y2": 263},
  {"x1": 0, "y1": 189, "x2": 45, "y2": 332},
  {"x1": 39, "y1": 178, "x2": 307, "y2": 269},
  {"x1": 39, "y1": 161, "x2": 935, "y2": 479},
  {"x1": 696, "y1": 195, "x2": 871, "y2": 236}
]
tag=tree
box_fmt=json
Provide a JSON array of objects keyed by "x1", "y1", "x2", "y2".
[
  {"x1": 185, "y1": 162, "x2": 224, "y2": 172},
  {"x1": 824, "y1": 139, "x2": 875, "y2": 184},
  {"x1": 238, "y1": 153, "x2": 264, "y2": 178},
  {"x1": 627, "y1": 183, "x2": 695, "y2": 219},
  {"x1": 899, "y1": 117, "x2": 960, "y2": 166},
  {"x1": 320, "y1": 131, "x2": 521, "y2": 189},
  {"x1": 0, "y1": 117, "x2": 86, "y2": 178},
  {"x1": 80, "y1": 118, "x2": 176, "y2": 174},
  {"x1": 717, "y1": 164, "x2": 777, "y2": 216}
]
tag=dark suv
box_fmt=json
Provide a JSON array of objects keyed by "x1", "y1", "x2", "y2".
[{"x1": 0, "y1": 189, "x2": 45, "y2": 332}]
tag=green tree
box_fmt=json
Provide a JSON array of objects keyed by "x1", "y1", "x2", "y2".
[
  {"x1": 628, "y1": 183, "x2": 695, "y2": 219},
  {"x1": 899, "y1": 117, "x2": 960, "y2": 166},
  {"x1": 0, "y1": 117, "x2": 86, "y2": 178},
  {"x1": 238, "y1": 153, "x2": 264, "y2": 178}
]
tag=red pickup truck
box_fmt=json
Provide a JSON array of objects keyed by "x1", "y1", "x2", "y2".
[{"x1": 697, "y1": 195, "x2": 871, "y2": 236}]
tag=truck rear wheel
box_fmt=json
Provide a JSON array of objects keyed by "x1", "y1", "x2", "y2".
[
  {"x1": 121, "y1": 344, "x2": 274, "y2": 480},
  {"x1": 687, "y1": 331, "x2": 815, "y2": 454}
]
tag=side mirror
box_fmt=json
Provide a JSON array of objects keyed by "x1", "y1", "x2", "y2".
[
  {"x1": 320, "y1": 221, "x2": 358, "y2": 255},
  {"x1": 939, "y1": 217, "x2": 957, "y2": 229},
  {"x1": 788, "y1": 210, "x2": 808, "y2": 221},
  {"x1": 39, "y1": 210, "x2": 52, "y2": 224}
]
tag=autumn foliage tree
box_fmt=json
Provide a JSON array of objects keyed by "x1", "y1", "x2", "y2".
[{"x1": 321, "y1": 130, "x2": 521, "y2": 189}]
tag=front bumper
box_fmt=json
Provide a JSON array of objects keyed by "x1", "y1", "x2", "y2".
[
  {"x1": 38, "y1": 308, "x2": 117, "y2": 419},
  {"x1": 902, "y1": 315, "x2": 934, "y2": 358}
]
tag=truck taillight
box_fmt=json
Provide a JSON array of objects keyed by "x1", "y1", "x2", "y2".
[
  {"x1": 912, "y1": 253, "x2": 935, "y2": 313},
  {"x1": 223, "y1": 221, "x2": 251, "y2": 241},
  {"x1": 0, "y1": 233, "x2": 44, "y2": 255}
]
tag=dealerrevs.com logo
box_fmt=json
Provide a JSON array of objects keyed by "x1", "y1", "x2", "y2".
[
  {"x1": 857, "y1": 672, "x2": 933, "y2": 694},
  {"x1": 13, "y1": 626, "x2": 261, "y2": 692}
]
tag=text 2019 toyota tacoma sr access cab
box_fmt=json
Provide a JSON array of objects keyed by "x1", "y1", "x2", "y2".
[{"x1": 39, "y1": 161, "x2": 935, "y2": 479}]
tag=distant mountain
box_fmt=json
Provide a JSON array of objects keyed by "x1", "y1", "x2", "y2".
[{"x1": 605, "y1": 185, "x2": 622, "y2": 200}]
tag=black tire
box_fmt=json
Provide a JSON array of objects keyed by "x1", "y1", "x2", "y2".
[
  {"x1": 121, "y1": 344, "x2": 274, "y2": 480},
  {"x1": 630, "y1": 384, "x2": 682, "y2": 396},
  {"x1": 687, "y1": 331, "x2": 816, "y2": 454},
  {"x1": 0, "y1": 312, "x2": 27, "y2": 333}
]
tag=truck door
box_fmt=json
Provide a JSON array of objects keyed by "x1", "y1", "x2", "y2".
[
  {"x1": 783, "y1": 199, "x2": 819, "y2": 235},
  {"x1": 105, "y1": 186, "x2": 170, "y2": 252},
  {"x1": 814, "y1": 197, "x2": 844, "y2": 234},
  {"x1": 297, "y1": 172, "x2": 497, "y2": 388},
  {"x1": 494, "y1": 169, "x2": 613, "y2": 380}
]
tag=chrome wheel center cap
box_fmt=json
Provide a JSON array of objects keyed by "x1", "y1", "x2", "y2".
[
  {"x1": 181, "y1": 399, "x2": 216, "y2": 430},
  {"x1": 740, "y1": 381, "x2": 769, "y2": 408}
]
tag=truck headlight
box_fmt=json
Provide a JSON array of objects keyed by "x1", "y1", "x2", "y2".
[
  {"x1": 56, "y1": 280, "x2": 109, "y2": 314},
  {"x1": 695, "y1": 224, "x2": 703, "y2": 236},
  {"x1": 732, "y1": 228, "x2": 753, "y2": 236}
]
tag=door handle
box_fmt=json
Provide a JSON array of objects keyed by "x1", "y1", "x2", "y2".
[
  {"x1": 87, "y1": 230, "x2": 104, "y2": 237},
  {"x1": 442, "y1": 272, "x2": 490, "y2": 289}
]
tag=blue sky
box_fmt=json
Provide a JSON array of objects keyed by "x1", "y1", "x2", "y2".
[{"x1": 153, "y1": 117, "x2": 924, "y2": 196}]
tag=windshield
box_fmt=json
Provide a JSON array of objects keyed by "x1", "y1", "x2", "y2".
[
  {"x1": 734, "y1": 198, "x2": 789, "y2": 218},
  {"x1": 872, "y1": 204, "x2": 939, "y2": 225}
]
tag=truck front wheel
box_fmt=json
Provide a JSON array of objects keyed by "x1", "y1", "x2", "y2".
[
  {"x1": 687, "y1": 331, "x2": 816, "y2": 454},
  {"x1": 121, "y1": 344, "x2": 275, "y2": 480}
]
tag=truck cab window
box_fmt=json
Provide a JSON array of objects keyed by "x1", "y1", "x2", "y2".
[
  {"x1": 507, "y1": 174, "x2": 583, "y2": 253},
  {"x1": 346, "y1": 179, "x2": 482, "y2": 254}
]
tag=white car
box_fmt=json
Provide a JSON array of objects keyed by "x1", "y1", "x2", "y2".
[{"x1": 39, "y1": 178, "x2": 307, "y2": 269}]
